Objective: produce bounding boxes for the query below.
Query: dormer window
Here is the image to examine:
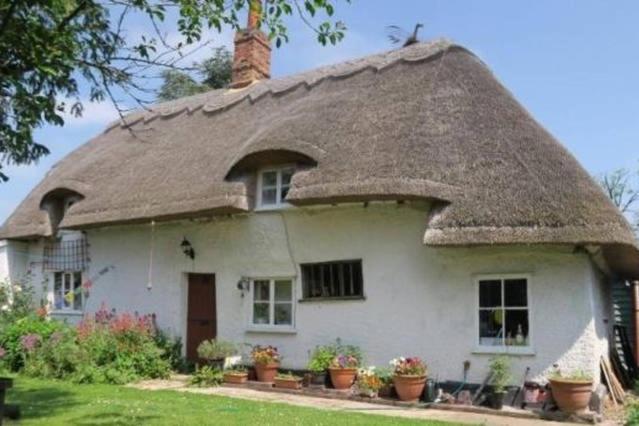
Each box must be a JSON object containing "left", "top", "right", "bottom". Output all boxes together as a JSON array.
[{"left": 257, "top": 166, "right": 294, "bottom": 209}]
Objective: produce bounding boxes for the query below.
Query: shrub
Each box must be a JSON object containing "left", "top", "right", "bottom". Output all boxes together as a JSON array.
[
  {"left": 307, "top": 345, "right": 335, "bottom": 373},
  {"left": 189, "top": 365, "right": 223, "bottom": 387},
  {"left": 197, "top": 339, "right": 237, "bottom": 361},
  {"left": 626, "top": 401, "right": 639, "bottom": 425},
  {"left": 489, "top": 355, "right": 512, "bottom": 393},
  {"left": 0, "top": 314, "right": 63, "bottom": 371},
  {"left": 154, "top": 330, "right": 185, "bottom": 371}
]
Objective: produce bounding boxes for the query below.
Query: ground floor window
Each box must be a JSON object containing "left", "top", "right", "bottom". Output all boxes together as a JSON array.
[
  {"left": 251, "top": 278, "right": 294, "bottom": 327},
  {"left": 53, "top": 271, "right": 83, "bottom": 311},
  {"left": 301, "top": 259, "right": 363, "bottom": 299},
  {"left": 478, "top": 276, "right": 530, "bottom": 348}
]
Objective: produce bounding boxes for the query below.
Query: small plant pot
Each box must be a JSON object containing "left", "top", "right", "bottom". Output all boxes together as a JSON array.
[
  {"left": 309, "top": 371, "right": 327, "bottom": 387},
  {"left": 378, "top": 384, "right": 395, "bottom": 398},
  {"left": 274, "top": 377, "right": 302, "bottom": 390},
  {"left": 223, "top": 372, "right": 248, "bottom": 384},
  {"left": 490, "top": 391, "right": 506, "bottom": 410},
  {"left": 548, "top": 378, "right": 593, "bottom": 414},
  {"left": 328, "top": 367, "right": 357, "bottom": 390},
  {"left": 393, "top": 375, "right": 426, "bottom": 402},
  {"left": 254, "top": 362, "right": 279, "bottom": 382}
]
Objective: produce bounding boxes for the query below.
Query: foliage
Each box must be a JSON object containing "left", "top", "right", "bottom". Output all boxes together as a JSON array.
[
  {"left": 189, "top": 365, "right": 223, "bottom": 387},
  {"left": 549, "top": 368, "right": 592, "bottom": 382},
  {"left": 8, "top": 377, "right": 456, "bottom": 425},
  {"left": 0, "top": 279, "right": 37, "bottom": 326},
  {"left": 197, "top": 339, "right": 237, "bottom": 360},
  {"left": 330, "top": 354, "right": 358, "bottom": 369},
  {"left": 154, "top": 330, "right": 185, "bottom": 371},
  {"left": 0, "top": 313, "right": 63, "bottom": 371},
  {"left": 488, "top": 356, "right": 512, "bottom": 392},
  {"left": 307, "top": 344, "right": 336, "bottom": 373},
  {"left": 157, "top": 46, "right": 233, "bottom": 101},
  {"left": 225, "top": 365, "right": 248, "bottom": 374},
  {"left": 0, "top": 0, "right": 350, "bottom": 181},
  {"left": 275, "top": 372, "right": 302, "bottom": 380},
  {"left": 626, "top": 400, "right": 639, "bottom": 426},
  {"left": 599, "top": 167, "right": 639, "bottom": 232},
  {"left": 356, "top": 367, "right": 384, "bottom": 393},
  {"left": 307, "top": 338, "right": 363, "bottom": 372},
  {"left": 390, "top": 357, "right": 427, "bottom": 377},
  {"left": 251, "top": 345, "right": 280, "bottom": 365},
  {"left": 373, "top": 366, "right": 394, "bottom": 385}
]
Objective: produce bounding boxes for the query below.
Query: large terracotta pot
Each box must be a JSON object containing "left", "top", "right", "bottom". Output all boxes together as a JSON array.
[
  {"left": 549, "top": 378, "right": 593, "bottom": 413},
  {"left": 328, "top": 367, "right": 357, "bottom": 390},
  {"left": 393, "top": 375, "right": 426, "bottom": 402},
  {"left": 254, "top": 362, "right": 279, "bottom": 382}
]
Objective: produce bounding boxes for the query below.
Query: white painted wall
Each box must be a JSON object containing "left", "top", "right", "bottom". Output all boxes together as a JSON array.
[{"left": 26, "top": 203, "right": 607, "bottom": 385}]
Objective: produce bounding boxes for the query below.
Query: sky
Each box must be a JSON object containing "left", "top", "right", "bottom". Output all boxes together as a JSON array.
[{"left": 2, "top": 0, "right": 639, "bottom": 223}]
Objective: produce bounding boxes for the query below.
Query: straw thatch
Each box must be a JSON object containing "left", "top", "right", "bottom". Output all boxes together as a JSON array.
[{"left": 2, "top": 39, "right": 638, "bottom": 276}]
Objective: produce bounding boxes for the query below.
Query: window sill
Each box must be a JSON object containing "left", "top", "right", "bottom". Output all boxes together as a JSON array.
[
  {"left": 245, "top": 327, "right": 297, "bottom": 334},
  {"left": 51, "top": 310, "right": 84, "bottom": 316},
  {"left": 254, "top": 203, "right": 293, "bottom": 212},
  {"left": 298, "top": 296, "right": 366, "bottom": 303},
  {"left": 472, "top": 346, "right": 535, "bottom": 356}
]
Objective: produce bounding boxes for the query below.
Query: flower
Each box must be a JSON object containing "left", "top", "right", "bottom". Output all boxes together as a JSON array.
[
  {"left": 1, "top": 304, "right": 9, "bottom": 312},
  {"left": 21, "top": 334, "right": 42, "bottom": 352},
  {"left": 12, "top": 285, "right": 22, "bottom": 293},
  {"left": 391, "top": 356, "right": 427, "bottom": 377},
  {"left": 330, "top": 354, "right": 359, "bottom": 369},
  {"left": 251, "top": 345, "right": 280, "bottom": 365},
  {"left": 0, "top": 347, "right": 6, "bottom": 358}
]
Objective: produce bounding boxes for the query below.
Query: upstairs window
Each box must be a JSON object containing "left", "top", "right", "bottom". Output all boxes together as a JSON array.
[
  {"left": 53, "top": 271, "right": 84, "bottom": 312},
  {"left": 478, "top": 276, "right": 530, "bottom": 349},
  {"left": 257, "top": 166, "right": 294, "bottom": 209},
  {"left": 301, "top": 260, "right": 364, "bottom": 300}
]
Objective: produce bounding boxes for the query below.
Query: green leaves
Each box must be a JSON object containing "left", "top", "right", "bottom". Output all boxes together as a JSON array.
[{"left": 0, "top": 0, "right": 350, "bottom": 181}]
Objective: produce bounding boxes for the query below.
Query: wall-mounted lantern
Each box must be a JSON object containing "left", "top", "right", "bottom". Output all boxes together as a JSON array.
[{"left": 180, "top": 237, "right": 195, "bottom": 260}]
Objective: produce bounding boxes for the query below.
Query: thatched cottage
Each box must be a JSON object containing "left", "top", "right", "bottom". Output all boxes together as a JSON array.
[{"left": 1, "top": 12, "right": 638, "bottom": 385}]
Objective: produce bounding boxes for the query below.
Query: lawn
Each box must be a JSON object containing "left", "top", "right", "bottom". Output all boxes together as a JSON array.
[{"left": 5, "top": 377, "right": 462, "bottom": 425}]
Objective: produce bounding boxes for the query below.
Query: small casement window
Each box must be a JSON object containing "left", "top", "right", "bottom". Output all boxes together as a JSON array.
[
  {"left": 257, "top": 167, "right": 294, "bottom": 209},
  {"left": 53, "top": 271, "right": 83, "bottom": 311},
  {"left": 478, "top": 276, "right": 530, "bottom": 348},
  {"left": 251, "top": 279, "right": 294, "bottom": 327},
  {"left": 301, "top": 260, "right": 363, "bottom": 300}
]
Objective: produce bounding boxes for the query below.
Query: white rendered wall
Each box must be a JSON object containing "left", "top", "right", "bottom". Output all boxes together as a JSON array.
[{"left": 31, "top": 203, "right": 606, "bottom": 385}]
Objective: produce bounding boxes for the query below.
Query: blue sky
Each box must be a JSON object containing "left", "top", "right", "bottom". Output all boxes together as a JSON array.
[{"left": 2, "top": 0, "right": 638, "bottom": 222}]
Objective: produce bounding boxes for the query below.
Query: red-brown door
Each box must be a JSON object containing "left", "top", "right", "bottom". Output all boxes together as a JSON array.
[{"left": 186, "top": 273, "right": 217, "bottom": 362}]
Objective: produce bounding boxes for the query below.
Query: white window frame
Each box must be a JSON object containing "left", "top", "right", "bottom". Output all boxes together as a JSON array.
[
  {"left": 247, "top": 277, "right": 296, "bottom": 333},
  {"left": 256, "top": 165, "right": 295, "bottom": 210},
  {"left": 52, "top": 271, "right": 84, "bottom": 313},
  {"left": 473, "top": 274, "right": 534, "bottom": 355}
]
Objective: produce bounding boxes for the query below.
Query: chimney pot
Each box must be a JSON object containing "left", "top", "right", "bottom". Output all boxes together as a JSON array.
[{"left": 231, "top": 0, "right": 271, "bottom": 89}]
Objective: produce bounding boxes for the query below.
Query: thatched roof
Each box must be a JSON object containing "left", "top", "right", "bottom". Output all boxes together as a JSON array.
[{"left": 2, "top": 39, "right": 638, "bottom": 277}]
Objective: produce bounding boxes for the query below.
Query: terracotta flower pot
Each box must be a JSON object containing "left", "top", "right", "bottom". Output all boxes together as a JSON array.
[
  {"left": 328, "top": 367, "right": 357, "bottom": 390},
  {"left": 274, "top": 378, "right": 302, "bottom": 390},
  {"left": 223, "top": 372, "right": 248, "bottom": 384},
  {"left": 254, "top": 362, "right": 279, "bottom": 382},
  {"left": 549, "top": 378, "right": 593, "bottom": 413},
  {"left": 393, "top": 375, "right": 426, "bottom": 402}
]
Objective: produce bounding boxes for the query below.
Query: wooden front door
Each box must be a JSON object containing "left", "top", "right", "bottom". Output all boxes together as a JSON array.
[{"left": 186, "top": 273, "right": 217, "bottom": 362}]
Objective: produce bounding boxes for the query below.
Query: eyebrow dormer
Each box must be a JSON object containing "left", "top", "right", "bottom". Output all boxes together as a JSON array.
[{"left": 40, "top": 188, "right": 84, "bottom": 235}]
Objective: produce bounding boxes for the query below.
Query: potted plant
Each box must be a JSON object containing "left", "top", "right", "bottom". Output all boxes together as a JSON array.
[
  {"left": 197, "top": 339, "right": 237, "bottom": 370},
  {"left": 274, "top": 372, "right": 303, "bottom": 390},
  {"left": 307, "top": 345, "right": 334, "bottom": 386},
  {"left": 488, "top": 355, "right": 511, "bottom": 409},
  {"left": 328, "top": 354, "right": 359, "bottom": 390},
  {"left": 390, "top": 357, "right": 427, "bottom": 402},
  {"left": 375, "top": 367, "right": 395, "bottom": 398},
  {"left": 251, "top": 345, "right": 280, "bottom": 382},
  {"left": 356, "top": 367, "right": 383, "bottom": 398},
  {"left": 223, "top": 366, "right": 248, "bottom": 384},
  {"left": 548, "top": 369, "right": 593, "bottom": 414}
]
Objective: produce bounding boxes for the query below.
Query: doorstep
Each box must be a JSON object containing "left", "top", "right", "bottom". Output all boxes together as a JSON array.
[{"left": 222, "top": 382, "right": 543, "bottom": 422}]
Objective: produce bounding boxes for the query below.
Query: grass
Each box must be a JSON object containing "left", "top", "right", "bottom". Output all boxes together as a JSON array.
[{"left": 5, "top": 377, "right": 462, "bottom": 425}]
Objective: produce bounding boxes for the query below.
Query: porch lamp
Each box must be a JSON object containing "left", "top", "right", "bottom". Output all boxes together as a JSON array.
[
  {"left": 180, "top": 237, "right": 195, "bottom": 260},
  {"left": 237, "top": 277, "right": 250, "bottom": 297}
]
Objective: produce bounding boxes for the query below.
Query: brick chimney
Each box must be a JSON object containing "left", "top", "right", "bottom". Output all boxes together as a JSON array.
[{"left": 230, "top": 0, "right": 271, "bottom": 88}]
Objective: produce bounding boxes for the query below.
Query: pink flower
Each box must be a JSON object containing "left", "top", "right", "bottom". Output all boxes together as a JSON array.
[{"left": 21, "top": 334, "right": 41, "bottom": 352}]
